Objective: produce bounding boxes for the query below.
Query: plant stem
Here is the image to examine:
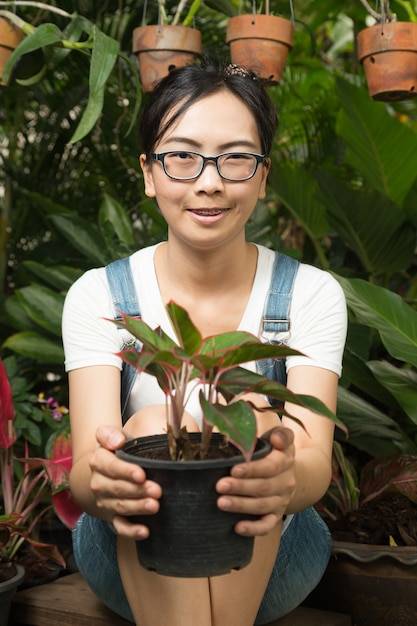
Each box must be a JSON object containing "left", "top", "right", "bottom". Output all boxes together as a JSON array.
[
  {"left": 0, "top": 1, "right": 72, "bottom": 18},
  {"left": 357, "top": 0, "right": 396, "bottom": 22}
]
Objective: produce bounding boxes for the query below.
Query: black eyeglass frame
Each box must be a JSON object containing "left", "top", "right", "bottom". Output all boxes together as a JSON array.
[{"left": 151, "top": 151, "right": 267, "bottom": 181}]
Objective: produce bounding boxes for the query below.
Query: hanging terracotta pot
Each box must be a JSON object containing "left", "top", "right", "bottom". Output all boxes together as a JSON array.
[
  {"left": 0, "top": 16, "right": 24, "bottom": 87},
  {"left": 132, "top": 24, "right": 202, "bottom": 93},
  {"left": 357, "top": 21, "right": 417, "bottom": 102},
  {"left": 226, "top": 14, "right": 294, "bottom": 85}
]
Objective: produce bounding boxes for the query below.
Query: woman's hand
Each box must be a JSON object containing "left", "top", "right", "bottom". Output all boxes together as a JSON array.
[
  {"left": 88, "top": 426, "right": 162, "bottom": 540},
  {"left": 215, "top": 427, "right": 296, "bottom": 536}
]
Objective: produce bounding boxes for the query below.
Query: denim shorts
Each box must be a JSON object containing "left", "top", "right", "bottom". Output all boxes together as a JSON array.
[{"left": 72, "top": 506, "right": 331, "bottom": 625}]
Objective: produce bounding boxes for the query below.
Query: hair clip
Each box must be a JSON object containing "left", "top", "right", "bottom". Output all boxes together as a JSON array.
[{"left": 224, "top": 63, "right": 251, "bottom": 78}]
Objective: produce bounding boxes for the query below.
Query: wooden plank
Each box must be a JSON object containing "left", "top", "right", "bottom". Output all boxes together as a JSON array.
[
  {"left": 11, "top": 573, "right": 131, "bottom": 626},
  {"left": 11, "top": 572, "right": 351, "bottom": 626},
  {"left": 268, "top": 606, "right": 351, "bottom": 625}
]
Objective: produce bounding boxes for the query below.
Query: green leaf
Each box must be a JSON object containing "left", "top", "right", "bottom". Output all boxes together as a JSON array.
[
  {"left": 99, "top": 194, "right": 134, "bottom": 247},
  {"left": 89, "top": 27, "right": 119, "bottom": 93},
  {"left": 270, "top": 163, "right": 331, "bottom": 247},
  {"left": 316, "top": 169, "right": 415, "bottom": 273},
  {"left": 167, "top": 302, "right": 202, "bottom": 354},
  {"left": 368, "top": 360, "right": 417, "bottom": 426},
  {"left": 3, "top": 332, "right": 64, "bottom": 364},
  {"left": 22, "top": 261, "right": 82, "bottom": 291},
  {"left": 3, "top": 23, "right": 63, "bottom": 83},
  {"left": 49, "top": 214, "right": 110, "bottom": 265},
  {"left": 200, "top": 393, "right": 257, "bottom": 460},
  {"left": 335, "top": 275, "right": 417, "bottom": 368},
  {"left": 336, "top": 386, "right": 416, "bottom": 456},
  {"left": 70, "top": 85, "right": 104, "bottom": 143},
  {"left": 336, "top": 77, "right": 417, "bottom": 206},
  {"left": 15, "top": 286, "right": 64, "bottom": 336}
]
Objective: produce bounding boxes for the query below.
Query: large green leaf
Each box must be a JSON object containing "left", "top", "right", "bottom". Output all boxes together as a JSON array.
[
  {"left": 3, "top": 331, "right": 64, "bottom": 364},
  {"left": 337, "top": 386, "right": 416, "bottom": 456},
  {"left": 335, "top": 275, "right": 417, "bottom": 368},
  {"left": 270, "top": 163, "right": 330, "bottom": 256},
  {"left": 99, "top": 194, "right": 134, "bottom": 247},
  {"left": 368, "top": 360, "right": 417, "bottom": 426},
  {"left": 316, "top": 169, "right": 415, "bottom": 273},
  {"left": 49, "top": 214, "right": 110, "bottom": 265},
  {"left": 3, "top": 23, "right": 63, "bottom": 83},
  {"left": 88, "top": 27, "right": 119, "bottom": 93},
  {"left": 336, "top": 78, "right": 417, "bottom": 206},
  {"left": 70, "top": 85, "right": 104, "bottom": 144},
  {"left": 15, "top": 286, "right": 64, "bottom": 336},
  {"left": 22, "top": 261, "right": 82, "bottom": 291}
]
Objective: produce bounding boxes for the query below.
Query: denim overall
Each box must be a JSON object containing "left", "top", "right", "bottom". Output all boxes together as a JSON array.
[{"left": 72, "top": 251, "right": 331, "bottom": 624}]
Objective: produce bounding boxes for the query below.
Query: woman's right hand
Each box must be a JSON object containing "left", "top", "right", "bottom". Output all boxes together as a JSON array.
[{"left": 89, "top": 425, "right": 162, "bottom": 540}]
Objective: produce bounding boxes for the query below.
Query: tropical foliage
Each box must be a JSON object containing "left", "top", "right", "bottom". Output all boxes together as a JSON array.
[{"left": 1, "top": 0, "right": 417, "bottom": 470}]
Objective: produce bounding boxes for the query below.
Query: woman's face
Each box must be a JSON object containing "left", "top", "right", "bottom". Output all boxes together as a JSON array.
[{"left": 140, "top": 90, "right": 270, "bottom": 252}]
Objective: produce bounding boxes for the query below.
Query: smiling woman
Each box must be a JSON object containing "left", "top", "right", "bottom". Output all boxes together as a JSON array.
[{"left": 62, "top": 61, "right": 347, "bottom": 626}]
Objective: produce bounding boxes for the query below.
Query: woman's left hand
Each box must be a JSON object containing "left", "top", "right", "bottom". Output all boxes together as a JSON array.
[{"left": 216, "top": 426, "right": 296, "bottom": 536}]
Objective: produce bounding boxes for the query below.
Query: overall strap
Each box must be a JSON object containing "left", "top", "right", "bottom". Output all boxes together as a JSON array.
[
  {"left": 258, "top": 251, "right": 300, "bottom": 389},
  {"left": 105, "top": 257, "right": 141, "bottom": 422}
]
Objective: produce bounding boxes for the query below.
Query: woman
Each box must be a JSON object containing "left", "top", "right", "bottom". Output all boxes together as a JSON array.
[{"left": 62, "top": 62, "right": 347, "bottom": 626}]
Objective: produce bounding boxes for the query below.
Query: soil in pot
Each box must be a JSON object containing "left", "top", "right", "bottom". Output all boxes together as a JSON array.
[
  {"left": 117, "top": 433, "right": 271, "bottom": 577},
  {"left": 13, "top": 543, "right": 64, "bottom": 589},
  {"left": 326, "top": 493, "right": 417, "bottom": 546}
]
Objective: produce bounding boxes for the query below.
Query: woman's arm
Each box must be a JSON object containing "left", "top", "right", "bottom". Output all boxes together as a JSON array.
[
  {"left": 216, "top": 365, "right": 337, "bottom": 535},
  {"left": 68, "top": 365, "right": 162, "bottom": 538}
]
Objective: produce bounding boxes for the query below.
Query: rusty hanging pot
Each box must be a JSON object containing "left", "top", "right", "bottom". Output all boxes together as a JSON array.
[
  {"left": 0, "top": 16, "right": 24, "bottom": 87},
  {"left": 226, "top": 14, "right": 294, "bottom": 85},
  {"left": 132, "top": 24, "right": 201, "bottom": 93},
  {"left": 357, "top": 21, "right": 417, "bottom": 101}
]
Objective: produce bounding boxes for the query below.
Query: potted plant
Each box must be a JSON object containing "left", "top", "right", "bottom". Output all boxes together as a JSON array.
[
  {"left": 132, "top": 0, "right": 203, "bottom": 92},
  {"left": 0, "top": 14, "right": 23, "bottom": 87},
  {"left": 305, "top": 275, "right": 417, "bottom": 625},
  {"left": 0, "top": 359, "right": 81, "bottom": 625},
  {"left": 111, "top": 301, "right": 344, "bottom": 577},
  {"left": 356, "top": 0, "right": 417, "bottom": 101},
  {"left": 226, "top": 0, "right": 294, "bottom": 84}
]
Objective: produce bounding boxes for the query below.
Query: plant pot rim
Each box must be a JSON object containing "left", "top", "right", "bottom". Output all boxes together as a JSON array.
[
  {"left": 226, "top": 14, "right": 294, "bottom": 46},
  {"left": 332, "top": 539, "right": 417, "bottom": 565},
  {"left": 0, "top": 563, "right": 25, "bottom": 590},
  {"left": 133, "top": 24, "right": 202, "bottom": 54},
  {"left": 0, "top": 16, "right": 24, "bottom": 49},
  {"left": 357, "top": 21, "right": 417, "bottom": 59},
  {"left": 117, "top": 433, "right": 271, "bottom": 470}
]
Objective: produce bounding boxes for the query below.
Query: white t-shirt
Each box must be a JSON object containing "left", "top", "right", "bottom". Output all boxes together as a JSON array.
[{"left": 62, "top": 243, "right": 347, "bottom": 424}]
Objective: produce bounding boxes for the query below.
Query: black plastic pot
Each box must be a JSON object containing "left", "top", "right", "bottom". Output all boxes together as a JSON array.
[
  {"left": 0, "top": 564, "right": 25, "bottom": 626},
  {"left": 116, "top": 433, "right": 271, "bottom": 577}
]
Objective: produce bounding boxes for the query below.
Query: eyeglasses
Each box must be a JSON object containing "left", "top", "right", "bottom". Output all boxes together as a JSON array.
[{"left": 151, "top": 151, "right": 267, "bottom": 182}]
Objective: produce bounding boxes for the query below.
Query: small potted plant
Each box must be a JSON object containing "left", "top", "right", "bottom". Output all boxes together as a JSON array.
[
  {"left": 111, "top": 301, "right": 344, "bottom": 577},
  {"left": 0, "top": 359, "right": 81, "bottom": 625},
  {"left": 310, "top": 442, "right": 417, "bottom": 625},
  {"left": 133, "top": 0, "right": 203, "bottom": 92},
  {"left": 226, "top": 0, "right": 294, "bottom": 84},
  {"left": 356, "top": 0, "right": 417, "bottom": 101}
]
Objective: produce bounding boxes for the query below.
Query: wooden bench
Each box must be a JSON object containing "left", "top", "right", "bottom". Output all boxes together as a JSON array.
[{"left": 11, "top": 572, "right": 351, "bottom": 626}]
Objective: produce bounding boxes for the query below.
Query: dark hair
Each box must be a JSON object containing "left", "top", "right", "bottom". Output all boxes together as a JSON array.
[{"left": 139, "top": 61, "right": 278, "bottom": 161}]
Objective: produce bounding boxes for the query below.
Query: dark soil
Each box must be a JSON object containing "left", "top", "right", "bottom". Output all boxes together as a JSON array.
[
  {"left": 0, "top": 560, "right": 19, "bottom": 583},
  {"left": 326, "top": 493, "right": 417, "bottom": 546},
  {"left": 0, "top": 544, "right": 63, "bottom": 586}
]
